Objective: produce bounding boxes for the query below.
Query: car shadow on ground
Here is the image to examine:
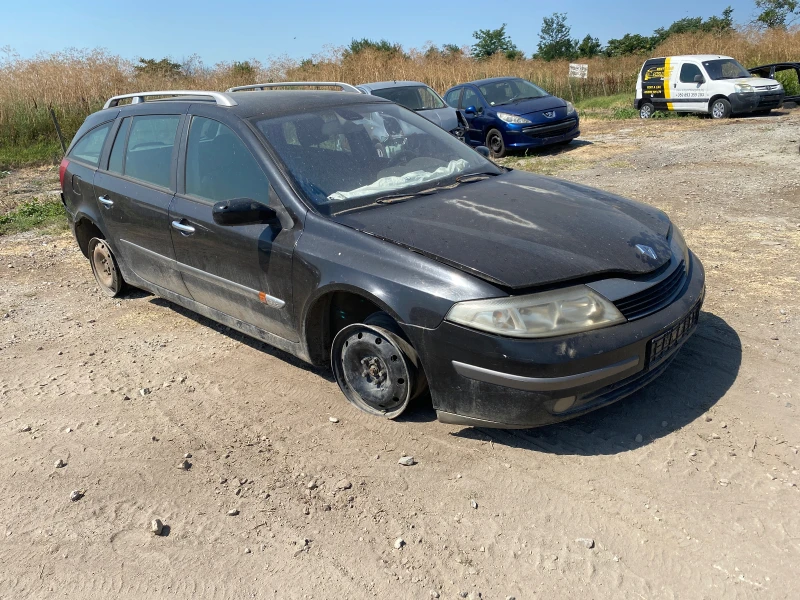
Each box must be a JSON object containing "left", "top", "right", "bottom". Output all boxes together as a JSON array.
[
  {"left": 145, "top": 296, "right": 334, "bottom": 381},
  {"left": 451, "top": 311, "right": 742, "bottom": 456}
]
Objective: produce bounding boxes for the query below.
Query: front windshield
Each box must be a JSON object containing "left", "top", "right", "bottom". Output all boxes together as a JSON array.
[
  {"left": 478, "top": 79, "right": 549, "bottom": 106},
  {"left": 254, "top": 103, "right": 500, "bottom": 214},
  {"left": 370, "top": 85, "right": 446, "bottom": 110},
  {"left": 702, "top": 59, "right": 751, "bottom": 80}
]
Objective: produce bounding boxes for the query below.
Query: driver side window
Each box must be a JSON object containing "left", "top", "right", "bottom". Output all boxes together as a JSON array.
[
  {"left": 461, "top": 88, "right": 479, "bottom": 110},
  {"left": 680, "top": 63, "right": 703, "bottom": 83},
  {"left": 185, "top": 117, "right": 270, "bottom": 205}
]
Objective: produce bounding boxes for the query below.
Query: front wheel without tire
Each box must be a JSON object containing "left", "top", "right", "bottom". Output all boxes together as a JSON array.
[
  {"left": 88, "top": 237, "right": 125, "bottom": 297},
  {"left": 331, "top": 312, "right": 425, "bottom": 419},
  {"left": 486, "top": 128, "right": 506, "bottom": 158},
  {"left": 710, "top": 98, "right": 732, "bottom": 119}
]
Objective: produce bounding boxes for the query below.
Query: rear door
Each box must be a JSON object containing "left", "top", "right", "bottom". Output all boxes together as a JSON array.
[
  {"left": 63, "top": 120, "right": 114, "bottom": 222},
  {"left": 168, "top": 111, "right": 298, "bottom": 341},
  {"left": 92, "top": 110, "right": 190, "bottom": 295},
  {"left": 672, "top": 61, "right": 709, "bottom": 113}
]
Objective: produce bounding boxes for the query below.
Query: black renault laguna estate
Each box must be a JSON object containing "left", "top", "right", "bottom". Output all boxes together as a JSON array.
[{"left": 60, "top": 86, "right": 704, "bottom": 428}]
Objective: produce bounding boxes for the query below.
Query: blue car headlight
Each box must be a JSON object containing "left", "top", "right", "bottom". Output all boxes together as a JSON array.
[
  {"left": 497, "top": 112, "right": 532, "bottom": 125},
  {"left": 566, "top": 101, "right": 576, "bottom": 115}
]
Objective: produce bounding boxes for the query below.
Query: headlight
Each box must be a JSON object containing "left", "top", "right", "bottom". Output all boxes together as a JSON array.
[
  {"left": 446, "top": 285, "right": 625, "bottom": 338},
  {"left": 497, "top": 112, "right": 531, "bottom": 124},
  {"left": 734, "top": 83, "right": 754, "bottom": 93},
  {"left": 669, "top": 223, "right": 689, "bottom": 264},
  {"left": 566, "top": 101, "right": 576, "bottom": 115}
]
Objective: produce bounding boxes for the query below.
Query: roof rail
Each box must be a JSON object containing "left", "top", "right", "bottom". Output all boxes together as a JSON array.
[
  {"left": 103, "top": 91, "right": 237, "bottom": 110},
  {"left": 226, "top": 82, "right": 362, "bottom": 94}
]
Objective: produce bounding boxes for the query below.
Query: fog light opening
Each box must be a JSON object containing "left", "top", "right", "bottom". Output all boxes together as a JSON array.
[{"left": 553, "top": 396, "right": 577, "bottom": 413}]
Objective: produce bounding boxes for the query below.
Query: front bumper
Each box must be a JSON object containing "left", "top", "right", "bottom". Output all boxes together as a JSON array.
[
  {"left": 407, "top": 252, "right": 705, "bottom": 428},
  {"left": 504, "top": 117, "right": 580, "bottom": 149},
  {"left": 729, "top": 90, "right": 785, "bottom": 113}
]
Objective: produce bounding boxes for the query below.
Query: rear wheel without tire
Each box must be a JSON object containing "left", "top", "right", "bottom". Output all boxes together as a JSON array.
[
  {"left": 710, "top": 98, "right": 732, "bottom": 119},
  {"left": 486, "top": 128, "right": 506, "bottom": 158},
  {"left": 331, "top": 312, "right": 426, "bottom": 419},
  {"left": 88, "top": 237, "right": 125, "bottom": 297},
  {"left": 639, "top": 102, "right": 655, "bottom": 119}
]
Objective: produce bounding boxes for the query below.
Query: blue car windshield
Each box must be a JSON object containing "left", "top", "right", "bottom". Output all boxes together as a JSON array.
[
  {"left": 253, "top": 103, "right": 500, "bottom": 214},
  {"left": 369, "top": 85, "right": 446, "bottom": 110},
  {"left": 479, "top": 79, "right": 549, "bottom": 106}
]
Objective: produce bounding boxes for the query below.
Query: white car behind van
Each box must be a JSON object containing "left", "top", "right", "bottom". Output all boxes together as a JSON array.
[{"left": 635, "top": 54, "right": 784, "bottom": 119}]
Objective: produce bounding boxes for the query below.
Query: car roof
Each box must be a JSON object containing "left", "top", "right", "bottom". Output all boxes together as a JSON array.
[
  {"left": 648, "top": 55, "right": 733, "bottom": 62},
  {"left": 464, "top": 76, "right": 526, "bottom": 87},
  {"left": 107, "top": 90, "right": 390, "bottom": 119},
  {"left": 359, "top": 81, "right": 431, "bottom": 92}
]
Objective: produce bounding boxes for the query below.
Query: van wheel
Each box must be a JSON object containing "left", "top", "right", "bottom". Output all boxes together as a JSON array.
[
  {"left": 639, "top": 102, "right": 655, "bottom": 119},
  {"left": 486, "top": 129, "right": 506, "bottom": 158},
  {"left": 331, "top": 312, "right": 426, "bottom": 419},
  {"left": 710, "top": 98, "right": 732, "bottom": 119},
  {"left": 88, "top": 237, "right": 125, "bottom": 297}
]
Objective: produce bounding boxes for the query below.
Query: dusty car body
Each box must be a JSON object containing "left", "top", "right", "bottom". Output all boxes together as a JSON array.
[{"left": 59, "top": 88, "right": 704, "bottom": 429}]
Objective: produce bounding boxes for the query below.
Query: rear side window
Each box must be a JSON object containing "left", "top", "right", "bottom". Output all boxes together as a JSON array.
[
  {"left": 444, "top": 89, "right": 461, "bottom": 107},
  {"left": 185, "top": 116, "right": 269, "bottom": 204},
  {"left": 680, "top": 63, "right": 703, "bottom": 83},
  {"left": 108, "top": 117, "right": 131, "bottom": 174},
  {"left": 124, "top": 115, "right": 181, "bottom": 188},
  {"left": 68, "top": 123, "right": 112, "bottom": 166}
]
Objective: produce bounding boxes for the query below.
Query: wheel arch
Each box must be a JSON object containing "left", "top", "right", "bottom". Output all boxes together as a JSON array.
[
  {"left": 708, "top": 94, "right": 729, "bottom": 113},
  {"left": 301, "top": 284, "right": 407, "bottom": 367},
  {"left": 73, "top": 214, "right": 107, "bottom": 258}
]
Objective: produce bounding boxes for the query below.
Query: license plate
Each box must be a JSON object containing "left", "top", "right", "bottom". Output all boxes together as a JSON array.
[{"left": 647, "top": 304, "right": 700, "bottom": 366}]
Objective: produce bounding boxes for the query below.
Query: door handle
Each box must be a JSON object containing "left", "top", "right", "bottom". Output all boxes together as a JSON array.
[
  {"left": 171, "top": 220, "right": 196, "bottom": 235},
  {"left": 98, "top": 195, "right": 114, "bottom": 208}
]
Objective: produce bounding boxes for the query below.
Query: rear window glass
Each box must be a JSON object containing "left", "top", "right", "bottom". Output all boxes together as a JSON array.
[
  {"left": 68, "top": 123, "right": 112, "bottom": 166},
  {"left": 124, "top": 115, "right": 180, "bottom": 188},
  {"left": 370, "top": 86, "right": 445, "bottom": 110}
]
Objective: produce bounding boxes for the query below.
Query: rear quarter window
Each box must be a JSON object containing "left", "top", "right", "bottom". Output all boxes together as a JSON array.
[{"left": 68, "top": 122, "right": 112, "bottom": 166}]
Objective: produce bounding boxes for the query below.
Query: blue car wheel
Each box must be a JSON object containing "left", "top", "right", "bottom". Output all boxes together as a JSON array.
[{"left": 486, "top": 128, "right": 506, "bottom": 158}]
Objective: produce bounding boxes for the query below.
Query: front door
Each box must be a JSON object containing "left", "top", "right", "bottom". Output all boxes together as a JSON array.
[
  {"left": 92, "top": 113, "right": 191, "bottom": 296},
  {"left": 460, "top": 87, "right": 489, "bottom": 146},
  {"left": 671, "top": 61, "right": 709, "bottom": 113},
  {"left": 168, "top": 115, "right": 298, "bottom": 341}
]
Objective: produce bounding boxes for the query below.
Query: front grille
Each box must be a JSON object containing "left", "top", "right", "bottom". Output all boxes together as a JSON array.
[
  {"left": 522, "top": 118, "right": 578, "bottom": 138},
  {"left": 613, "top": 261, "right": 687, "bottom": 320},
  {"left": 754, "top": 84, "right": 780, "bottom": 91}
]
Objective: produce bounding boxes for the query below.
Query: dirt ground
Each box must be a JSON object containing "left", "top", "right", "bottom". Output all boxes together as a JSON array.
[{"left": 1, "top": 109, "right": 799, "bottom": 600}]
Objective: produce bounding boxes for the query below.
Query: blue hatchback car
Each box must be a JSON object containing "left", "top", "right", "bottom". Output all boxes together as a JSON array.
[{"left": 443, "top": 77, "right": 580, "bottom": 157}]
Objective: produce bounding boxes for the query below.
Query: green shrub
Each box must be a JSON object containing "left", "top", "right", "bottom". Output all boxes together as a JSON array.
[{"left": 0, "top": 197, "right": 67, "bottom": 235}]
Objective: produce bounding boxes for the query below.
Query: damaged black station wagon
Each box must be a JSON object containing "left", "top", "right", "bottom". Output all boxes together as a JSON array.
[{"left": 60, "top": 86, "right": 705, "bottom": 428}]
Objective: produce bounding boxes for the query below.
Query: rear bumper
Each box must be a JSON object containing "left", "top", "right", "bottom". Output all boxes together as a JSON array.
[{"left": 406, "top": 252, "right": 705, "bottom": 428}]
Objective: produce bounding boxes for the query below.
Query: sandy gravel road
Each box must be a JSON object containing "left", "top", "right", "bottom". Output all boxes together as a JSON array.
[{"left": 1, "top": 109, "right": 798, "bottom": 599}]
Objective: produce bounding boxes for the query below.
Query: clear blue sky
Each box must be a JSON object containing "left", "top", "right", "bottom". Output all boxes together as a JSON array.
[{"left": 2, "top": 0, "right": 758, "bottom": 64}]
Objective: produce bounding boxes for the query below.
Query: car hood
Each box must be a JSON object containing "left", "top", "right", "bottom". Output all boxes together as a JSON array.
[
  {"left": 492, "top": 96, "right": 566, "bottom": 116},
  {"left": 725, "top": 76, "right": 781, "bottom": 87},
  {"left": 417, "top": 107, "right": 459, "bottom": 132},
  {"left": 331, "top": 170, "right": 673, "bottom": 290}
]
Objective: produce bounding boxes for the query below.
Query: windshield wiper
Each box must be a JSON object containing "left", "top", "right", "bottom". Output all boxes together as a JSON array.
[{"left": 373, "top": 172, "right": 499, "bottom": 205}]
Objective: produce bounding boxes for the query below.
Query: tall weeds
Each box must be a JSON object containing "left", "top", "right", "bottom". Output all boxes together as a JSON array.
[{"left": 1, "top": 27, "right": 798, "bottom": 166}]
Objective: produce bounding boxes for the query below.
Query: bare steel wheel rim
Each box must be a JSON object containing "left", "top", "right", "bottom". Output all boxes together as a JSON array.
[
  {"left": 92, "top": 241, "right": 115, "bottom": 289},
  {"left": 488, "top": 132, "right": 503, "bottom": 154},
  {"left": 331, "top": 324, "right": 416, "bottom": 419},
  {"left": 712, "top": 102, "right": 725, "bottom": 118}
]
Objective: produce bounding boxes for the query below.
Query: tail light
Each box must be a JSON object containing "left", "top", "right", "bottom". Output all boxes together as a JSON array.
[{"left": 59, "top": 158, "right": 70, "bottom": 190}]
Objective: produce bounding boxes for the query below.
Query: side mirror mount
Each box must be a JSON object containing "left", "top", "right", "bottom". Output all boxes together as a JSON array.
[
  {"left": 476, "top": 146, "right": 491, "bottom": 158},
  {"left": 212, "top": 198, "right": 278, "bottom": 226},
  {"left": 464, "top": 105, "right": 477, "bottom": 116},
  {"left": 693, "top": 74, "right": 705, "bottom": 84}
]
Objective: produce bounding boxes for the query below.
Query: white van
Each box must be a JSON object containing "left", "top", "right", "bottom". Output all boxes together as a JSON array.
[{"left": 635, "top": 54, "right": 785, "bottom": 119}]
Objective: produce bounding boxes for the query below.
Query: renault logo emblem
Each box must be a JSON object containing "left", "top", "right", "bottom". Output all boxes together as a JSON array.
[
  {"left": 543, "top": 111, "right": 556, "bottom": 118},
  {"left": 635, "top": 244, "right": 658, "bottom": 260}
]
